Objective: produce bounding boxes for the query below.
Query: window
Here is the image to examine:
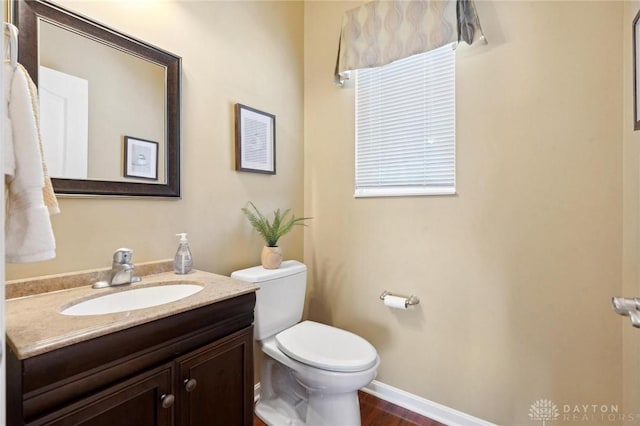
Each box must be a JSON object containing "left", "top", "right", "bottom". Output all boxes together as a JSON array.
[{"left": 355, "top": 43, "right": 456, "bottom": 197}]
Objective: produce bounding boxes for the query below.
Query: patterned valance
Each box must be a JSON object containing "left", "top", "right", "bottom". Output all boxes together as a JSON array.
[{"left": 334, "top": 0, "right": 486, "bottom": 86}]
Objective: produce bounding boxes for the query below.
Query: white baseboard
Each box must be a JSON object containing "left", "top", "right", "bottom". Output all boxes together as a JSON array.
[
  {"left": 361, "top": 380, "right": 496, "bottom": 426},
  {"left": 254, "top": 380, "right": 495, "bottom": 426}
]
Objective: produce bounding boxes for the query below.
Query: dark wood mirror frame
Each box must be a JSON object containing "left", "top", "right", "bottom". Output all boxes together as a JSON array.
[
  {"left": 634, "top": 8, "right": 640, "bottom": 131},
  {"left": 13, "top": 0, "right": 181, "bottom": 197}
]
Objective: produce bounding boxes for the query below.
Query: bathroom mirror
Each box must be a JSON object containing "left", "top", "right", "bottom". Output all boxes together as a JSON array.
[{"left": 13, "top": 0, "right": 181, "bottom": 197}]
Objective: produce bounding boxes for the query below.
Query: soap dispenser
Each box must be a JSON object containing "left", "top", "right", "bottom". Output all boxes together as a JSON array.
[{"left": 174, "top": 233, "right": 193, "bottom": 274}]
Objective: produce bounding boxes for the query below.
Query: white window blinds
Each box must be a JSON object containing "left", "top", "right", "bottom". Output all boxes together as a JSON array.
[{"left": 355, "top": 42, "right": 456, "bottom": 197}]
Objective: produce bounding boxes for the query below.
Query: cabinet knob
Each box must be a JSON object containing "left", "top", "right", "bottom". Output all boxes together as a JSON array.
[
  {"left": 184, "top": 378, "right": 197, "bottom": 392},
  {"left": 160, "top": 393, "right": 175, "bottom": 409}
]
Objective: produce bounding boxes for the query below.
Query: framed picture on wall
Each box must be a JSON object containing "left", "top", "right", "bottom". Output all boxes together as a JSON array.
[
  {"left": 235, "top": 103, "right": 276, "bottom": 174},
  {"left": 124, "top": 136, "right": 159, "bottom": 180},
  {"left": 634, "top": 9, "right": 640, "bottom": 130}
]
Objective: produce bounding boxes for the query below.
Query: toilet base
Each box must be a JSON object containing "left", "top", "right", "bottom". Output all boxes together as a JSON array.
[
  {"left": 305, "top": 391, "right": 361, "bottom": 426},
  {"left": 255, "top": 399, "right": 306, "bottom": 426},
  {"left": 255, "top": 391, "right": 361, "bottom": 426},
  {"left": 256, "top": 352, "right": 308, "bottom": 425}
]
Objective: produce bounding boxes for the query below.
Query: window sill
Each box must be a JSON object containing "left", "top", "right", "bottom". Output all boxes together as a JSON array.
[{"left": 354, "top": 186, "right": 456, "bottom": 198}]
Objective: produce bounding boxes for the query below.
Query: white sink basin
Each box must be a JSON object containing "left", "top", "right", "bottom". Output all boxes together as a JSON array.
[{"left": 60, "top": 284, "right": 203, "bottom": 316}]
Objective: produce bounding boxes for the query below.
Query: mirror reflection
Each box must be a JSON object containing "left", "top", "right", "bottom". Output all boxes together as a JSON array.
[{"left": 39, "top": 20, "right": 167, "bottom": 184}]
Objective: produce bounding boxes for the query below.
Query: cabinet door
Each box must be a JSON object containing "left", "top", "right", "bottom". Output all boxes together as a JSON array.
[
  {"left": 28, "top": 363, "right": 174, "bottom": 426},
  {"left": 176, "top": 326, "right": 253, "bottom": 426}
]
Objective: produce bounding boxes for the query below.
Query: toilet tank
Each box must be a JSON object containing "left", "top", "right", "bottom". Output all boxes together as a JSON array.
[{"left": 230, "top": 260, "right": 307, "bottom": 340}]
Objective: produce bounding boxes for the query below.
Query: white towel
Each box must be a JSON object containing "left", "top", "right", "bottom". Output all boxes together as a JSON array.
[
  {"left": 4, "top": 62, "right": 56, "bottom": 263},
  {"left": 19, "top": 63, "right": 59, "bottom": 215}
]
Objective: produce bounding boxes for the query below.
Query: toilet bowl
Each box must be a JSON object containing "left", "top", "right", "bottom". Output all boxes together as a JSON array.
[
  {"left": 258, "top": 328, "right": 380, "bottom": 426},
  {"left": 230, "top": 261, "right": 379, "bottom": 426}
]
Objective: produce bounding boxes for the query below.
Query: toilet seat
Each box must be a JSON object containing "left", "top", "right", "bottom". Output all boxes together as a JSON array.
[{"left": 275, "top": 321, "right": 378, "bottom": 372}]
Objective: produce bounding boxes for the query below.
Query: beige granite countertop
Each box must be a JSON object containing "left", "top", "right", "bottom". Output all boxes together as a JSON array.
[{"left": 6, "top": 268, "right": 258, "bottom": 360}]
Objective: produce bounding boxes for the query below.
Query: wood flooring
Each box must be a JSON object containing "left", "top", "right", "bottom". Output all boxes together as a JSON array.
[{"left": 253, "top": 390, "right": 446, "bottom": 426}]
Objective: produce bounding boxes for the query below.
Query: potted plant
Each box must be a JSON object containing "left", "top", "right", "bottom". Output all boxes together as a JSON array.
[{"left": 241, "top": 202, "right": 310, "bottom": 269}]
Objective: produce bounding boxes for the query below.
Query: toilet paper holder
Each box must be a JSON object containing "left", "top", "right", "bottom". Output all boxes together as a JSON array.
[{"left": 380, "top": 291, "right": 420, "bottom": 308}]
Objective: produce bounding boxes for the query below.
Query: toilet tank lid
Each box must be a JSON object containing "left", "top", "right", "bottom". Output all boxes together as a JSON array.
[{"left": 230, "top": 260, "right": 306, "bottom": 283}]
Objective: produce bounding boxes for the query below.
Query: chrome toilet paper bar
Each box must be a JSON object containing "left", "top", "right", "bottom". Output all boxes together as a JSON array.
[{"left": 380, "top": 291, "right": 420, "bottom": 308}]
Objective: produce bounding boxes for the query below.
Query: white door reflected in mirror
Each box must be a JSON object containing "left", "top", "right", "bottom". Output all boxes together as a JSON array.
[{"left": 39, "top": 66, "right": 89, "bottom": 180}]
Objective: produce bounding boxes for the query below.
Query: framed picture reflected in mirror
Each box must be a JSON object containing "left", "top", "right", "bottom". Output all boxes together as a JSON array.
[{"left": 124, "top": 136, "right": 159, "bottom": 181}]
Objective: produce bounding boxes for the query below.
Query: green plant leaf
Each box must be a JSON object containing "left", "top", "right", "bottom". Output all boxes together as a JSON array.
[{"left": 241, "top": 202, "right": 311, "bottom": 247}]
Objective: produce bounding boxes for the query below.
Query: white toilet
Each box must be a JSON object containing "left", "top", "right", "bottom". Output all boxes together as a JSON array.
[{"left": 231, "top": 260, "right": 379, "bottom": 426}]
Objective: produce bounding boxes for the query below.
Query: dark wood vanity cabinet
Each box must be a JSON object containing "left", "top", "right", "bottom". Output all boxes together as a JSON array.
[
  {"left": 176, "top": 330, "right": 253, "bottom": 426},
  {"left": 7, "top": 293, "right": 255, "bottom": 426},
  {"left": 27, "top": 363, "right": 175, "bottom": 426}
]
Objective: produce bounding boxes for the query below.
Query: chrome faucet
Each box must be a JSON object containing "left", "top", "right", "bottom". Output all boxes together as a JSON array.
[{"left": 93, "top": 248, "right": 142, "bottom": 289}]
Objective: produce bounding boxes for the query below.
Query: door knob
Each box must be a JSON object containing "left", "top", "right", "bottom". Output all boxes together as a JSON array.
[
  {"left": 160, "top": 393, "right": 175, "bottom": 409},
  {"left": 612, "top": 297, "right": 640, "bottom": 327},
  {"left": 612, "top": 297, "right": 640, "bottom": 315},
  {"left": 184, "top": 378, "right": 197, "bottom": 392}
]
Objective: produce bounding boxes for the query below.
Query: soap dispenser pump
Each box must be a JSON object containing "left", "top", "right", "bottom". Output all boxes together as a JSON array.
[{"left": 174, "top": 233, "right": 193, "bottom": 274}]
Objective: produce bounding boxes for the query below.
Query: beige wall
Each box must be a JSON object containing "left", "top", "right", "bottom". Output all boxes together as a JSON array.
[
  {"left": 623, "top": 1, "right": 640, "bottom": 423},
  {"left": 304, "top": 1, "right": 623, "bottom": 424},
  {"left": 7, "top": 0, "right": 304, "bottom": 279}
]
